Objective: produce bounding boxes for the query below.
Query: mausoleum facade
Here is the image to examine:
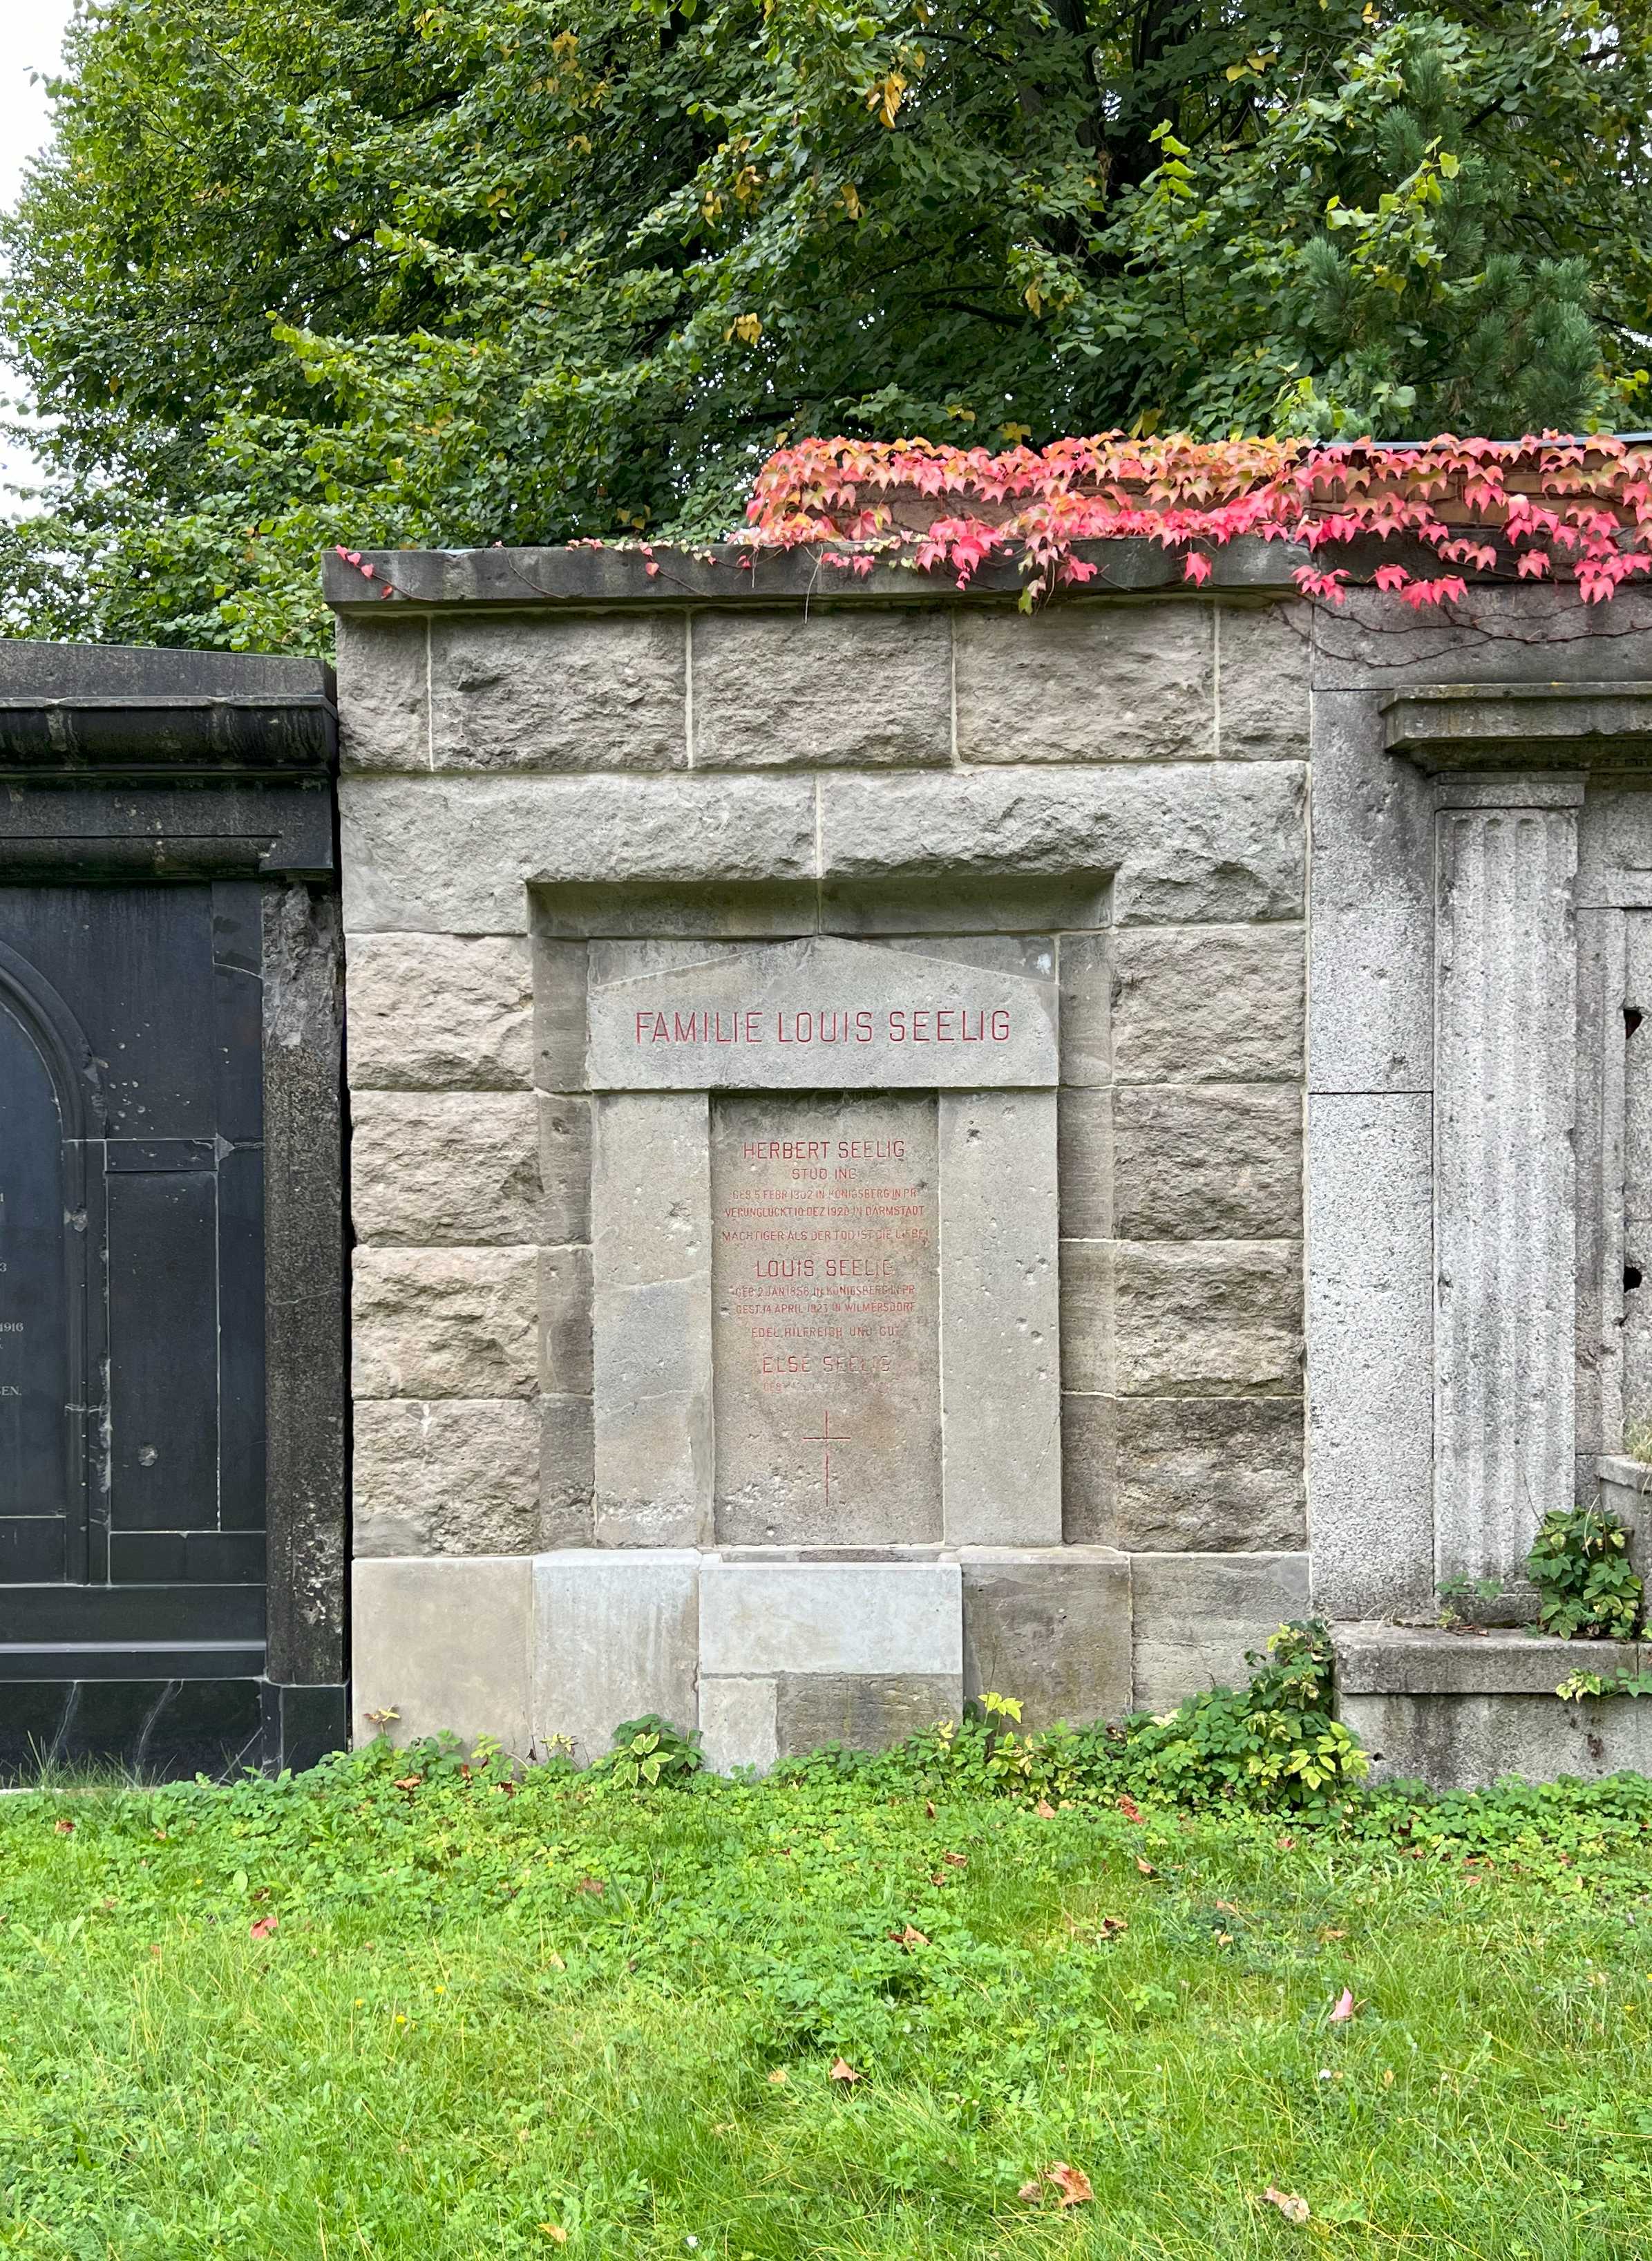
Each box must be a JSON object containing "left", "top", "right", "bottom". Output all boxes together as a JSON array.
[{"left": 323, "top": 541, "right": 1652, "bottom": 1786}]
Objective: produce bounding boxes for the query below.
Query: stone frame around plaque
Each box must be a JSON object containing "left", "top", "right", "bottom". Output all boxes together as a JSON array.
[{"left": 535, "top": 913, "right": 1068, "bottom": 1558}]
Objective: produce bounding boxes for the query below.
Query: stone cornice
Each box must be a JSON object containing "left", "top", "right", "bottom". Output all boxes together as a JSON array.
[{"left": 1384, "top": 681, "right": 1652, "bottom": 771}]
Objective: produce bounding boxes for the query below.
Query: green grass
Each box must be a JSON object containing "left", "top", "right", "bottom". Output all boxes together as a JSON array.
[{"left": 2, "top": 1743, "right": 1652, "bottom": 2259}]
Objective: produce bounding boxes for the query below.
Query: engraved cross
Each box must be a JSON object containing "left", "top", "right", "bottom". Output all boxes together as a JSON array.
[{"left": 801, "top": 1408, "right": 849, "bottom": 1508}]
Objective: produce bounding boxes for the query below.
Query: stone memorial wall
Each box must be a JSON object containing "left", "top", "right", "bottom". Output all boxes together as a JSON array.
[{"left": 323, "top": 549, "right": 1652, "bottom": 1788}]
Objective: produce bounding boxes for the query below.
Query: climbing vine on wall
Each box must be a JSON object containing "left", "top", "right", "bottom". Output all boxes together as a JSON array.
[{"left": 740, "top": 432, "right": 1652, "bottom": 608}]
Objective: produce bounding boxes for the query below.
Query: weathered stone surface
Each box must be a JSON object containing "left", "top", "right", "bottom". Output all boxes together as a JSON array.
[
  {"left": 955, "top": 603, "right": 1214, "bottom": 764},
  {"left": 960, "top": 1546, "right": 1132, "bottom": 1726},
  {"left": 1340, "top": 1690, "right": 1652, "bottom": 1790},
  {"left": 1333, "top": 1624, "right": 1649, "bottom": 1697},
  {"left": 350, "top": 1091, "right": 543, "bottom": 1245},
  {"left": 1216, "top": 605, "right": 1311, "bottom": 760},
  {"left": 1130, "top": 1551, "right": 1309, "bottom": 1710},
  {"left": 1113, "top": 1240, "right": 1303, "bottom": 1397},
  {"left": 535, "top": 939, "right": 589, "bottom": 1088},
  {"left": 1597, "top": 1457, "right": 1652, "bottom": 1589},
  {"left": 353, "top": 1248, "right": 540, "bottom": 1399},
  {"left": 1307, "top": 1093, "right": 1434, "bottom": 1618},
  {"left": 540, "top": 1095, "right": 591, "bottom": 1244},
  {"left": 939, "top": 1091, "right": 1061, "bottom": 1544},
  {"left": 693, "top": 609, "right": 951, "bottom": 767},
  {"left": 699, "top": 1558, "right": 962, "bottom": 1676},
  {"left": 540, "top": 1394, "right": 594, "bottom": 1546},
  {"left": 1059, "top": 1241, "right": 1113, "bottom": 1397},
  {"left": 1064, "top": 1395, "right": 1305, "bottom": 1549},
  {"left": 335, "top": 616, "right": 428, "bottom": 774},
  {"left": 1307, "top": 694, "right": 1435, "bottom": 1095},
  {"left": 352, "top": 1555, "right": 533, "bottom": 1755},
  {"left": 822, "top": 876, "right": 1110, "bottom": 936},
  {"left": 699, "top": 1676, "right": 779, "bottom": 1774},
  {"left": 540, "top": 1245, "right": 593, "bottom": 1396},
  {"left": 712, "top": 1093, "right": 940, "bottom": 1546},
  {"left": 533, "top": 1549, "right": 700, "bottom": 1764},
  {"left": 591, "top": 1094, "right": 712, "bottom": 1547},
  {"left": 775, "top": 1672, "right": 962, "bottom": 1754},
  {"left": 429, "top": 613, "right": 687, "bottom": 770},
  {"left": 1057, "top": 1090, "right": 1113, "bottom": 1238},
  {"left": 1058, "top": 931, "right": 1111, "bottom": 1087},
  {"left": 340, "top": 775, "right": 818, "bottom": 934},
  {"left": 1434, "top": 804, "right": 1578, "bottom": 1593},
  {"left": 1111, "top": 925, "right": 1304, "bottom": 1083},
  {"left": 587, "top": 934, "right": 1058, "bottom": 1090},
  {"left": 353, "top": 1398, "right": 540, "bottom": 1556},
  {"left": 1112, "top": 1085, "right": 1300, "bottom": 1239},
  {"left": 347, "top": 932, "right": 535, "bottom": 1090},
  {"left": 1312, "top": 582, "right": 1652, "bottom": 692},
  {"left": 819, "top": 766, "right": 1304, "bottom": 925}
]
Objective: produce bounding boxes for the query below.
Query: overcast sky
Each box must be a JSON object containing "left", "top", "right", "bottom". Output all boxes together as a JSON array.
[{"left": 1, "top": 0, "right": 77, "bottom": 509}]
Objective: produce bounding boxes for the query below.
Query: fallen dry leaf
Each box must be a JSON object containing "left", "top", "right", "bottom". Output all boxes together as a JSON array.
[
  {"left": 544, "top": 1949, "right": 566, "bottom": 1970},
  {"left": 943, "top": 1852, "right": 967, "bottom": 1867},
  {"left": 1329, "top": 1987, "right": 1358, "bottom": 2024},
  {"left": 1117, "top": 1795, "right": 1143, "bottom": 1823},
  {"left": 1262, "top": 2187, "right": 1310, "bottom": 2226},
  {"left": 1276, "top": 1835, "right": 1297, "bottom": 1851},
  {"left": 1047, "top": 2163, "right": 1094, "bottom": 2207},
  {"left": 392, "top": 1775, "right": 421, "bottom": 1792},
  {"left": 828, "top": 2058, "right": 860, "bottom": 2085},
  {"left": 767, "top": 2068, "right": 788, "bottom": 2086},
  {"left": 1018, "top": 2179, "right": 1043, "bottom": 2202},
  {"left": 575, "top": 1877, "right": 605, "bottom": 1896},
  {"left": 924, "top": 1799, "right": 936, "bottom": 1819},
  {"left": 249, "top": 1915, "right": 278, "bottom": 1941},
  {"left": 53, "top": 1818, "right": 74, "bottom": 1836},
  {"left": 1135, "top": 1856, "right": 1155, "bottom": 1877},
  {"left": 1318, "top": 1927, "right": 1347, "bottom": 1942},
  {"left": 1215, "top": 1900, "right": 1242, "bottom": 1915},
  {"left": 889, "top": 1924, "right": 929, "bottom": 1948},
  {"left": 1034, "top": 1798, "right": 1057, "bottom": 1818},
  {"left": 538, "top": 2224, "right": 569, "bottom": 2245}
]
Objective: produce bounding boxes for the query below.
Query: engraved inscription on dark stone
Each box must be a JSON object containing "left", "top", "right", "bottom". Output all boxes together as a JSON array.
[{"left": 0, "top": 998, "right": 69, "bottom": 1573}]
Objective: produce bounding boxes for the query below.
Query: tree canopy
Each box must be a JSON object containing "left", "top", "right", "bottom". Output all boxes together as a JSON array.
[{"left": 3, "top": 0, "right": 1652, "bottom": 650}]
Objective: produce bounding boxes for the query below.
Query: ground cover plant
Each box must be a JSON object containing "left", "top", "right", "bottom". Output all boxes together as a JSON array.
[{"left": 3, "top": 1697, "right": 1652, "bottom": 2259}]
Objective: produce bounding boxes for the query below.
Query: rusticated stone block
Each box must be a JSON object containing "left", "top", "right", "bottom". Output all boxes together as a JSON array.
[
  {"left": 430, "top": 614, "right": 687, "bottom": 770},
  {"left": 535, "top": 939, "right": 589, "bottom": 1089},
  {"left": 1113, "top": 1240, "right": 1302, "bottom": 1397},
  {"left": 352, "top": 1398, "right": 540, "bottom": 1557},
  {"left": 347, "top": 933, "right": 535, "bottom": 1090},
  {"left": 692, "top": 609, "right": 951, "bottom": 767},
  {"left": 1216, "top": 605, "right": 1311, "bottom": 760},
  {"left": 353, "top": 1247, "right": 540, "bottom": 1399},
  {"left": 955, "top": 603, "right": 1214, "bottom": 764},
  {"left": 960, "top": 1546, "right": 1132, "bottom": 1726},
  {"left": 1112, "top": 1084, "right": 1300, "bottom": 1239},
  {"left": 1130, "top": 1551, "right": 1309, "bottom": 1710},
  {"left": 1111, "top": 925, "right": 1304, "bottom": 1083},
  {"left": 350, "top": 1091, "right": 543, "bottom": 1245},
  {"left": 540, "top": 1393, "right": 594, "bottom": 1546},
  {"left": 1063, "top": 1395, "right": 1305, "bottom": 1549},
  {"left": 335, "top": 616, "right": 428, "bottom": 774}
]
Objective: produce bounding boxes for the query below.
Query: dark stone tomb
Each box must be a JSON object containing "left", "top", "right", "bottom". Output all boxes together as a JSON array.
[{"left": 0, "top": 641, "right": 346, "bottom": 1777}]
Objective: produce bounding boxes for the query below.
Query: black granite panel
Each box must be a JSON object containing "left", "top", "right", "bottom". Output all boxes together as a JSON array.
[
  {"left": 108, "top": 1532, "right": 266, "bottom": 1584},
  {"left": 0, "top": 999, "right": 69, "bottom": 1518},
  {"left": 216, "top": 1145, "right": 266, "bottom": 1533},
  {"left": 107, "top": 1166, "right": 220, "bottom": 1533},
  {"left": 0, "top": 1520, "right": 65, "bottom": 1579},
  {"left": 264, "top": 1680, "right": 349, "bottom": 1773},
  {"left": 0, "top": 1678, "right": 266, "bottom": 1782}
]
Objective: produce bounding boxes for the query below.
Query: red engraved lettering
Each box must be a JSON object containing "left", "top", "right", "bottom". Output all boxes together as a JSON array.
[
  {"left": 888, "top": 1010, "right": 906, "bottom": 1041},
  {"left": 673, "top": 1010, "right": 699, "bottom": 1042},
  {"left": 990, "top": 1007, "right": 1011, "bottom": 1041},
  {"left": 936, "top": 1008, "right": 956, "bottom": 1042},
  {"left": 855, "top": 1010, "right": 874, "bottom": 1041},
  {"left": 911, "top": 1010, "right": 931, "bottom": 1041},
  {"left": 636, "top": 1010, "right": 651, "bottom": 1044},
  {"left": 744, "top": 1010, "right": 762, "bottom": 1041}
]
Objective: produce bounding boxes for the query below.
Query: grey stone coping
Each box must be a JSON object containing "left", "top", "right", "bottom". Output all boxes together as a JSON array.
[
  {"left": 1599, "top": 1454, "right": 1652, "bottom": 1491},
  {"left": 0, "top": 638, "right": 336, "bottom": 773},
  {"left": 1384, "top": 682, "right": 1652, "bottom": 771},
  {"left": 321, "top": 536, "right": 1314, "bottom": 612},
  {"left": 1333, "top": 1621, "right": 1652, "bottom": 1696}
]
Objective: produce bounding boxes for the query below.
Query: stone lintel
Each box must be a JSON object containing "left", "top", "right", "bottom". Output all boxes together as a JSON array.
[{"left": 1386, "top": 683, "right": 1652, "bottom": 772}]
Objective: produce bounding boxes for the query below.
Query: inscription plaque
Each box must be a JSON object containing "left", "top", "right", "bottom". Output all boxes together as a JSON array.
[
  {"left": 712, "top": 1095, "right": 940, "bottom": 1544},
  {"left": 0, "top": 1001, "right": 69, "bottom": 1549}
]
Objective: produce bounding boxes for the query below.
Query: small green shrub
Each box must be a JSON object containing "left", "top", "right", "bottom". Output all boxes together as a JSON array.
[
  {"left": 1524, "top": 1505, "right": 1643, "bottom": 1638},
  {"left": 589, "top": 1714, "right": 704, "bottom": 1792}
]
